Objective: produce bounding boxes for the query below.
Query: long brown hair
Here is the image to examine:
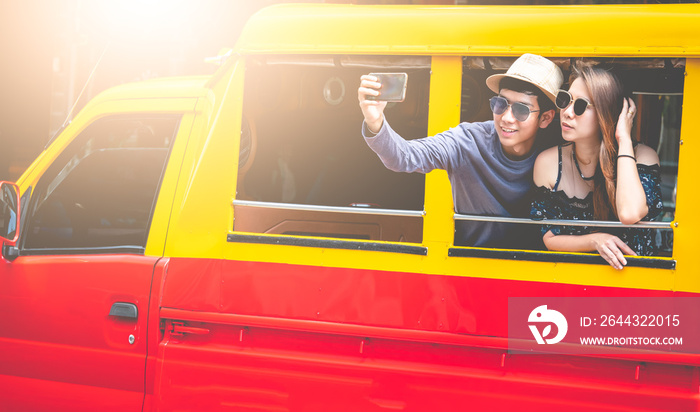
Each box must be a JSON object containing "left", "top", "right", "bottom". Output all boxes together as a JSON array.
[{"left": 569, "top": 63, "right": 624, "bottom": 220}]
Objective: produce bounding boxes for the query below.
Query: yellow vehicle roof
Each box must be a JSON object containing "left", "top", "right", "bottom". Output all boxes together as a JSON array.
[
  {"left": 88, "top": 76, "right": 211, "bottom": 103},
  {"left": 235, "top": 4, "right": 700, "bottom": 57}
]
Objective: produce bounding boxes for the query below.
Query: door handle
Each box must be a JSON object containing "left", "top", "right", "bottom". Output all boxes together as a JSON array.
[{"left": 109, "top": 302, "right": 138, "bottom": 319}]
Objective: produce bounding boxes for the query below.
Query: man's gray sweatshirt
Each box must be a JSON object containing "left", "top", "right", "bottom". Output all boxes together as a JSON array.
[{"left": 363, "top": 120, "right": 537, "bottom": 247}]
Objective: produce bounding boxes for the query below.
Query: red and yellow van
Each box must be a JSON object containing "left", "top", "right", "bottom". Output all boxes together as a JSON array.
[{"left": 1, "top": 3, "right": 699, "bottom": 411}]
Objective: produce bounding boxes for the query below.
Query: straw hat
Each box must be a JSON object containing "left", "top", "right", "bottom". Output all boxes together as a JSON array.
[{"left": 486, "top": 54, "right": 563, "bottom": 105}]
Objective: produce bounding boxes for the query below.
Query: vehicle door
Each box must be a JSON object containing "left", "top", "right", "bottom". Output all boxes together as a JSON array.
[{"left": 0, "top": 115, "right": 182, "bottom": 411}]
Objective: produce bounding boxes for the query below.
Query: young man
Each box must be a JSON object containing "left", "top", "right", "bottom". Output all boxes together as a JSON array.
[{"left": 358, "top": 53, "right": 563, "bottom": 247}]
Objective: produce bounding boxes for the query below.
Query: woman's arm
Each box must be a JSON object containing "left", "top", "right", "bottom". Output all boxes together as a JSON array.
[
  {"left": 614, "top": 98, "right": 659, "bottom": 224},
  {"left": 542, "top": 230, "right": 636, "bottom": 270},
  {"left": 532, "top": 145, "right": 637, "bottom": 270}
]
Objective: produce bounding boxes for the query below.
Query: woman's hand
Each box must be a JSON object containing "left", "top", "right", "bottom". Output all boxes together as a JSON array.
[
  {"left": 358, "top": 75, "right": 388, "bottom": 134},
  {"left": 590, "top": 232, "right": 637, "bottom": 270},
  {"left": 615, "top": 97, "right": 636, "bottom": 145}
]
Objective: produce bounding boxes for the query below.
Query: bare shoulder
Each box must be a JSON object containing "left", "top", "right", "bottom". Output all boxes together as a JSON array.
[
  {"left": 533, "top": 146, "right": 559, "bottom": 189},
  {"left": 634, "top": 144, "right": 660, "bottom": 166}
]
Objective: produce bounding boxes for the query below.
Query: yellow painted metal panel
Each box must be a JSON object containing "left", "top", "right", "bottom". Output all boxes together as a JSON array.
[
  {"left": 144, "top": 114, "right": 197, "bottom": 257},
  {"left": 237, "top": 4, "right": 700, "bottom": 58},
  {"left": 87, "top": 77, "right": 210, "bottom": 103},
  {"left": 423, "top": 56, "right": 460, "bottom": 253},
  {"left": 164, "top": 60, "right": 245, "bottom": 259},
  {"left": 673, "top": 58, "right": 699, "bottom": 292},
  {"left": 441, "top": 250, "right": 676, "bottom": 292}
]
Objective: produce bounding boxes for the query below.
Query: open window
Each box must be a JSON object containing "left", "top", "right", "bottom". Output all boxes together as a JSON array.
[
  {"left": 633, "top": 90, "right": 680, "bottom": 256},
  {"left": 233, "top": 55, "right": 430, "bottom": 245},
  {"left": 453, "top": 57, "right": 681, "bottom": 266}
]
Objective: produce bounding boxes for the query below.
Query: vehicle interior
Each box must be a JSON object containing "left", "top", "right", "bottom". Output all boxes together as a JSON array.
[{"left": 235, "top": 55, "right": 429, "bottom": 243}]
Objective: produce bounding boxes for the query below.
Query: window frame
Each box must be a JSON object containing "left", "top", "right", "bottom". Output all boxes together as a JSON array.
[
  {"left": 20, "top": 114, "right": 182, "bottom": 256},
  {"left": 448, "top": 56, "right": 682, "bottom": 269},
  {"left": 231, "top": 54, "right": 431, "bottom": 251}
]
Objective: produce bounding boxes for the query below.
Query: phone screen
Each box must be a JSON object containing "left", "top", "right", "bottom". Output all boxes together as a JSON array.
[{"left": 368, "top": 73, "right": 408, "bottom": 102}]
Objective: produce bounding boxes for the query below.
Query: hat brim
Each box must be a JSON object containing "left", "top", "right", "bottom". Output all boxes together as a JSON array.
[{"left": 486, "top": 73, "right": 558, "bottom": 106}]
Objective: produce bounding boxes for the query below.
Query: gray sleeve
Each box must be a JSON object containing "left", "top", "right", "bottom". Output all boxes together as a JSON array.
[{"left": 363, "top": 120, "right": 465, "bottom": 174}]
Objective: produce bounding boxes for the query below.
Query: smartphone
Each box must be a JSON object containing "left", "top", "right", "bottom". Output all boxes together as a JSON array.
[{"left": 368, "top": 72, "right": 408, "bottom": 102}]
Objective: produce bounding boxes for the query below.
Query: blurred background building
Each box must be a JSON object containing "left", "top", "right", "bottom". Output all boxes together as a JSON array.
[{"left": 0, "top": 0, "right": 690, "bottom": 180}]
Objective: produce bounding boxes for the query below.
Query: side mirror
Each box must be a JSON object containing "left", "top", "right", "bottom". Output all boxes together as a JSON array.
[{"left": 0, "top": 181, "right": 20, "bottom": 247}]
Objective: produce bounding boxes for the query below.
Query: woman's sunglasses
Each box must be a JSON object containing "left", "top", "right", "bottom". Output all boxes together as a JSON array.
[
  {"left": 556, "top": 90, "right": 594, "bottom": 116},
  {"left": 489, "top": 96, "right": 539, "bottom": 122}
]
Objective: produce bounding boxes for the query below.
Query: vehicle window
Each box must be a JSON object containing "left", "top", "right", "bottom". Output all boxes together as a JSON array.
[
  {"left": 234, "top": 55, "right": 429, "bottom": 243},
  {"left": 637, "top": 93, "right": 680, "bottom": 256},
  {"left": 23, "top": 116, "right": 180, "bottom": 253},
  {"left": 457, "top": 57, "right": 682, "bottom": 257}
]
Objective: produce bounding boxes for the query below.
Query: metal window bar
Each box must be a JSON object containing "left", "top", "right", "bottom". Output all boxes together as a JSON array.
[
  {"left": 232, "top": 200, "right": 425, "bottom": 217},
  {"left": 232, "top": 200, "right": 673, "bottom": 230},
  {"left": 454, "top": 213, "right": 673, "bottom": 229}
]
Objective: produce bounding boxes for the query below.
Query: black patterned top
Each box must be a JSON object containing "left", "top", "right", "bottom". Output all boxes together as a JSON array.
[{"left": 530, "top": 147, "right": 664, "bottom": 256}]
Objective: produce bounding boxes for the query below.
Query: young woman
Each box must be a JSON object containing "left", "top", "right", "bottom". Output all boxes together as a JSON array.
[{"left": 530, "top": 63, "right": 663, "bottom": 269}]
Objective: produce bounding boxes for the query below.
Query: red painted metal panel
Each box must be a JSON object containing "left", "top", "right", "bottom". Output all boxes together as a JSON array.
[
  {"left": 154, "top": 258, "right": 700, "bottom": 411},
  {"left": 154, "top": 317, "right": 699, "bottom": 411},
  {"left": 161, "top": 258, "right": 677, "bottom": 336},
  {"left": 0, "top": 254, "right": 158, "bottom": 411}
]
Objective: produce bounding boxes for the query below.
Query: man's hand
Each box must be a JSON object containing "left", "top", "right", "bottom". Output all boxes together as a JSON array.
[{"left": 358, "top": 74, "right": 387, "bottom": 134}]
